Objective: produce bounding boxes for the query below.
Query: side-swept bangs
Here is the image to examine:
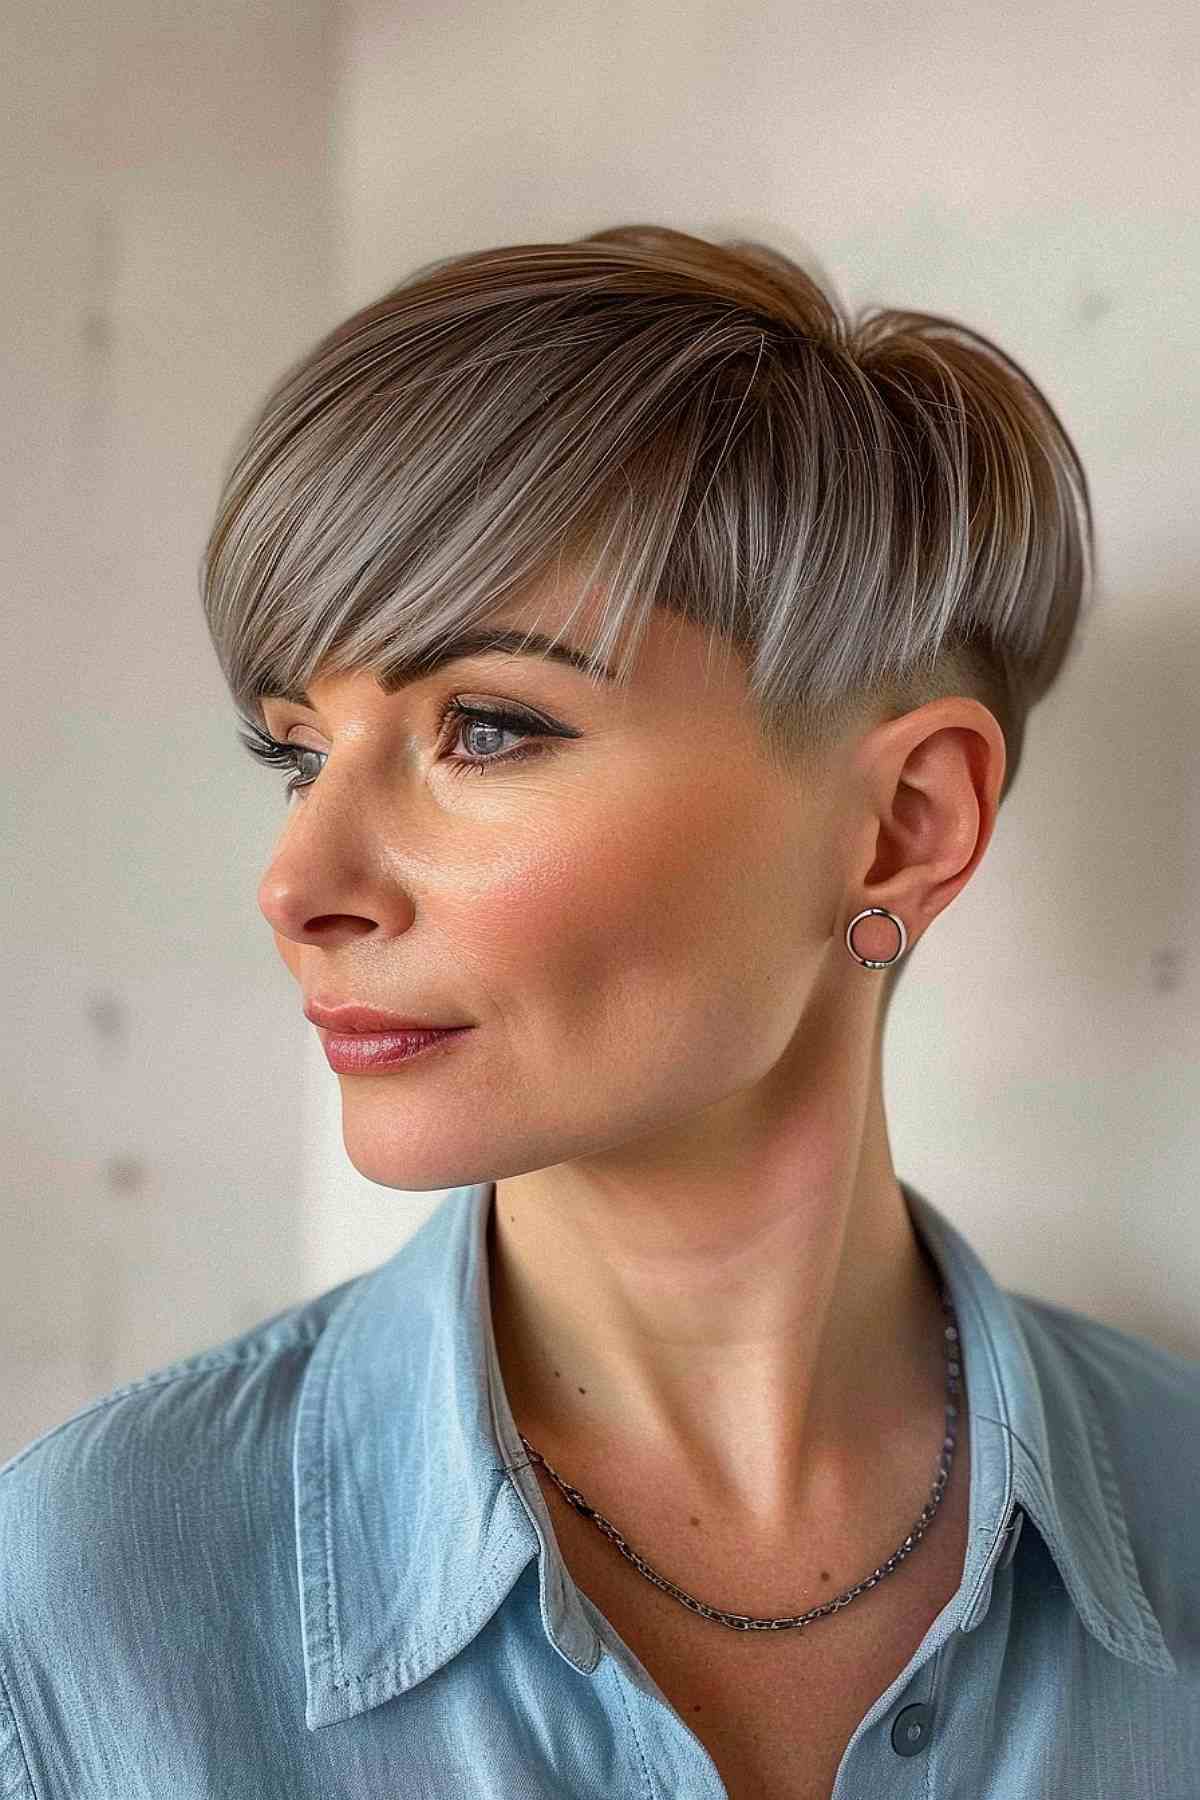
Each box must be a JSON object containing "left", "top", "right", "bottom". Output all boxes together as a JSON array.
[{"left": 200, "top": 223, "right": 1095, "bottom": 995}]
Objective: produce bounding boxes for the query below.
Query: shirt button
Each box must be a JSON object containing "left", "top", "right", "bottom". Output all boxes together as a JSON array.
[{"left": 891, "top": 1701, "right": 933, "bottom": 1757}]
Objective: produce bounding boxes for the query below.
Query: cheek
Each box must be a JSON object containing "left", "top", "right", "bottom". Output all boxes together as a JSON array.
[
  {"left": 443, "top": 835, "right": 651, "bottom": 994},
  {"left": 466, "top": 805, "right": 786, "bottom": 1056}
]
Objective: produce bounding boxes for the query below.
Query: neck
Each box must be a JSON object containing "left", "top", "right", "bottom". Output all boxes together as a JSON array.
[{"left": 487, "top": 1084, "right": 948, "bottom": 1534}]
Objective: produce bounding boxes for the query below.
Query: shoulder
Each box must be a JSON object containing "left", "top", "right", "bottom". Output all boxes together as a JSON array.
[
  {"left": 1007, "top": 1285, "right": 1200, "bottom": 1454},
  {"left": 0, "top": 1269, "right": 366, "bottom": 1640}
]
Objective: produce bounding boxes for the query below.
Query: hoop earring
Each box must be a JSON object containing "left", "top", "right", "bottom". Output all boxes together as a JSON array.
[{"left": 845, "top": 906, "right": 907, "bottom": 970}]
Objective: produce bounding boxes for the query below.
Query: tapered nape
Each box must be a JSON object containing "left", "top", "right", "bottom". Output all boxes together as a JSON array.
[{"left": 200, "top": 223, "right": 1095, "bottom": 1002}]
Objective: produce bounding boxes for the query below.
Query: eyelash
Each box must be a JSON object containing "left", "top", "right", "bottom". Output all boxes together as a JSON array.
[{"left": 237, "top": 699, "right": 552, "bottom": 797}]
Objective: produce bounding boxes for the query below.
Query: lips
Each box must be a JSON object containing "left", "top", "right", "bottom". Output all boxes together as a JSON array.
[
  {"left": 303, "top": 1000, "right": 469, "bottom": 1034},
  {"left": 316, "top": 1024, "right": 472, "bottom": 1074}
]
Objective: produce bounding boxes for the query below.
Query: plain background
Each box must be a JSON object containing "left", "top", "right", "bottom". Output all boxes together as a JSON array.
[{"left": 2, "top": 0, "right": 1197, "bottom": 1466}]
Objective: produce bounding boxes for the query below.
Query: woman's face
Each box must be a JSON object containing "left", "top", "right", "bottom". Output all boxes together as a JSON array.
[{"left": 256, "top": 598, "right": 871, "bottom": 1192}]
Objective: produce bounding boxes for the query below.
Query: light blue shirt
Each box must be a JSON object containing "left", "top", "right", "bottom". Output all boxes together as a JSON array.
[{"left": 2, "top": 1179, "right": 1197, "bottom": 1797}]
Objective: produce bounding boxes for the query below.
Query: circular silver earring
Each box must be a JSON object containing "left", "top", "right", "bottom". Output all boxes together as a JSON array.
[{"left": 845, "top": 906, "right": 907, "bottom": 969}]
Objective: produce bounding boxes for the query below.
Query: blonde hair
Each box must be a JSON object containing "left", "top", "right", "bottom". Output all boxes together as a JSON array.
[{"left": 200, "top": 223, "right": 1095, "bottom": 1009}]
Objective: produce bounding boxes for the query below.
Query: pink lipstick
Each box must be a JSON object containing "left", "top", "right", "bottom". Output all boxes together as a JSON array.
[{"left": 316, "top": 1026, "right": 472, "bottom": 1073}]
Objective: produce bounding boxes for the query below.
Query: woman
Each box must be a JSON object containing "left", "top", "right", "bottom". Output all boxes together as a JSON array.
[{"left": 1, "top": 224, "right": 1196, "bottom": 1799}]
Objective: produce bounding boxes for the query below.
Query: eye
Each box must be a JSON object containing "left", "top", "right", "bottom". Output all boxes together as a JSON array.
[
  {"left": 237, "top": 723, "right": 324, "bottom": 797},
  {"left": 237, "top": 699, "right": 559, "bottom": 798},
  {"left": 438, "top": 699, "right": 552, "bottom": 778}
]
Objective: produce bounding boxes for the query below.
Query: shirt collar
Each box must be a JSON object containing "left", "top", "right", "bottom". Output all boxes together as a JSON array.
[
  {"left": 903, "top": 1181, "right": 1175, "bottom": 1678},
  {"left": 293, "top": 1177, "right": 1175, "bottom": 1729}
]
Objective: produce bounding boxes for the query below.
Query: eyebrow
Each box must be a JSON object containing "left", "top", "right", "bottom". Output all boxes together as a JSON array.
[{"left": 268, "top": 629, "right": 617, "bottom": 710}]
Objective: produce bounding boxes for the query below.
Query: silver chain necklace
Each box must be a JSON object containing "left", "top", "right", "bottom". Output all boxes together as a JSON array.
[{"left": 517, "top": 1283, "right": 962, "bottom": 1633}]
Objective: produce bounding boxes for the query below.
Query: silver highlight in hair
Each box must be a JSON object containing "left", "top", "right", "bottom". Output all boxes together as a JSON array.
[{"left": 200, "top": 224, "right": 1095, "bottom": 1005}]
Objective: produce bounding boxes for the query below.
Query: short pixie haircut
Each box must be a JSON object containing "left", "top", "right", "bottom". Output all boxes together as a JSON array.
[{"left": 200, "top": 223, "right": 1094, "bottom": 1010}]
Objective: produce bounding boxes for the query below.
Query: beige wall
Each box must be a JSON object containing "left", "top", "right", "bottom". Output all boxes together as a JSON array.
[
  {"left": 319, "top": 0, "right": 1199, "bottom": 1356},
  {"left": 3, "top": 0, "right": 1197, "bottom": 1462},
  {"left": 1, "top": 0, "right": 340, "bottom": 1462}
]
